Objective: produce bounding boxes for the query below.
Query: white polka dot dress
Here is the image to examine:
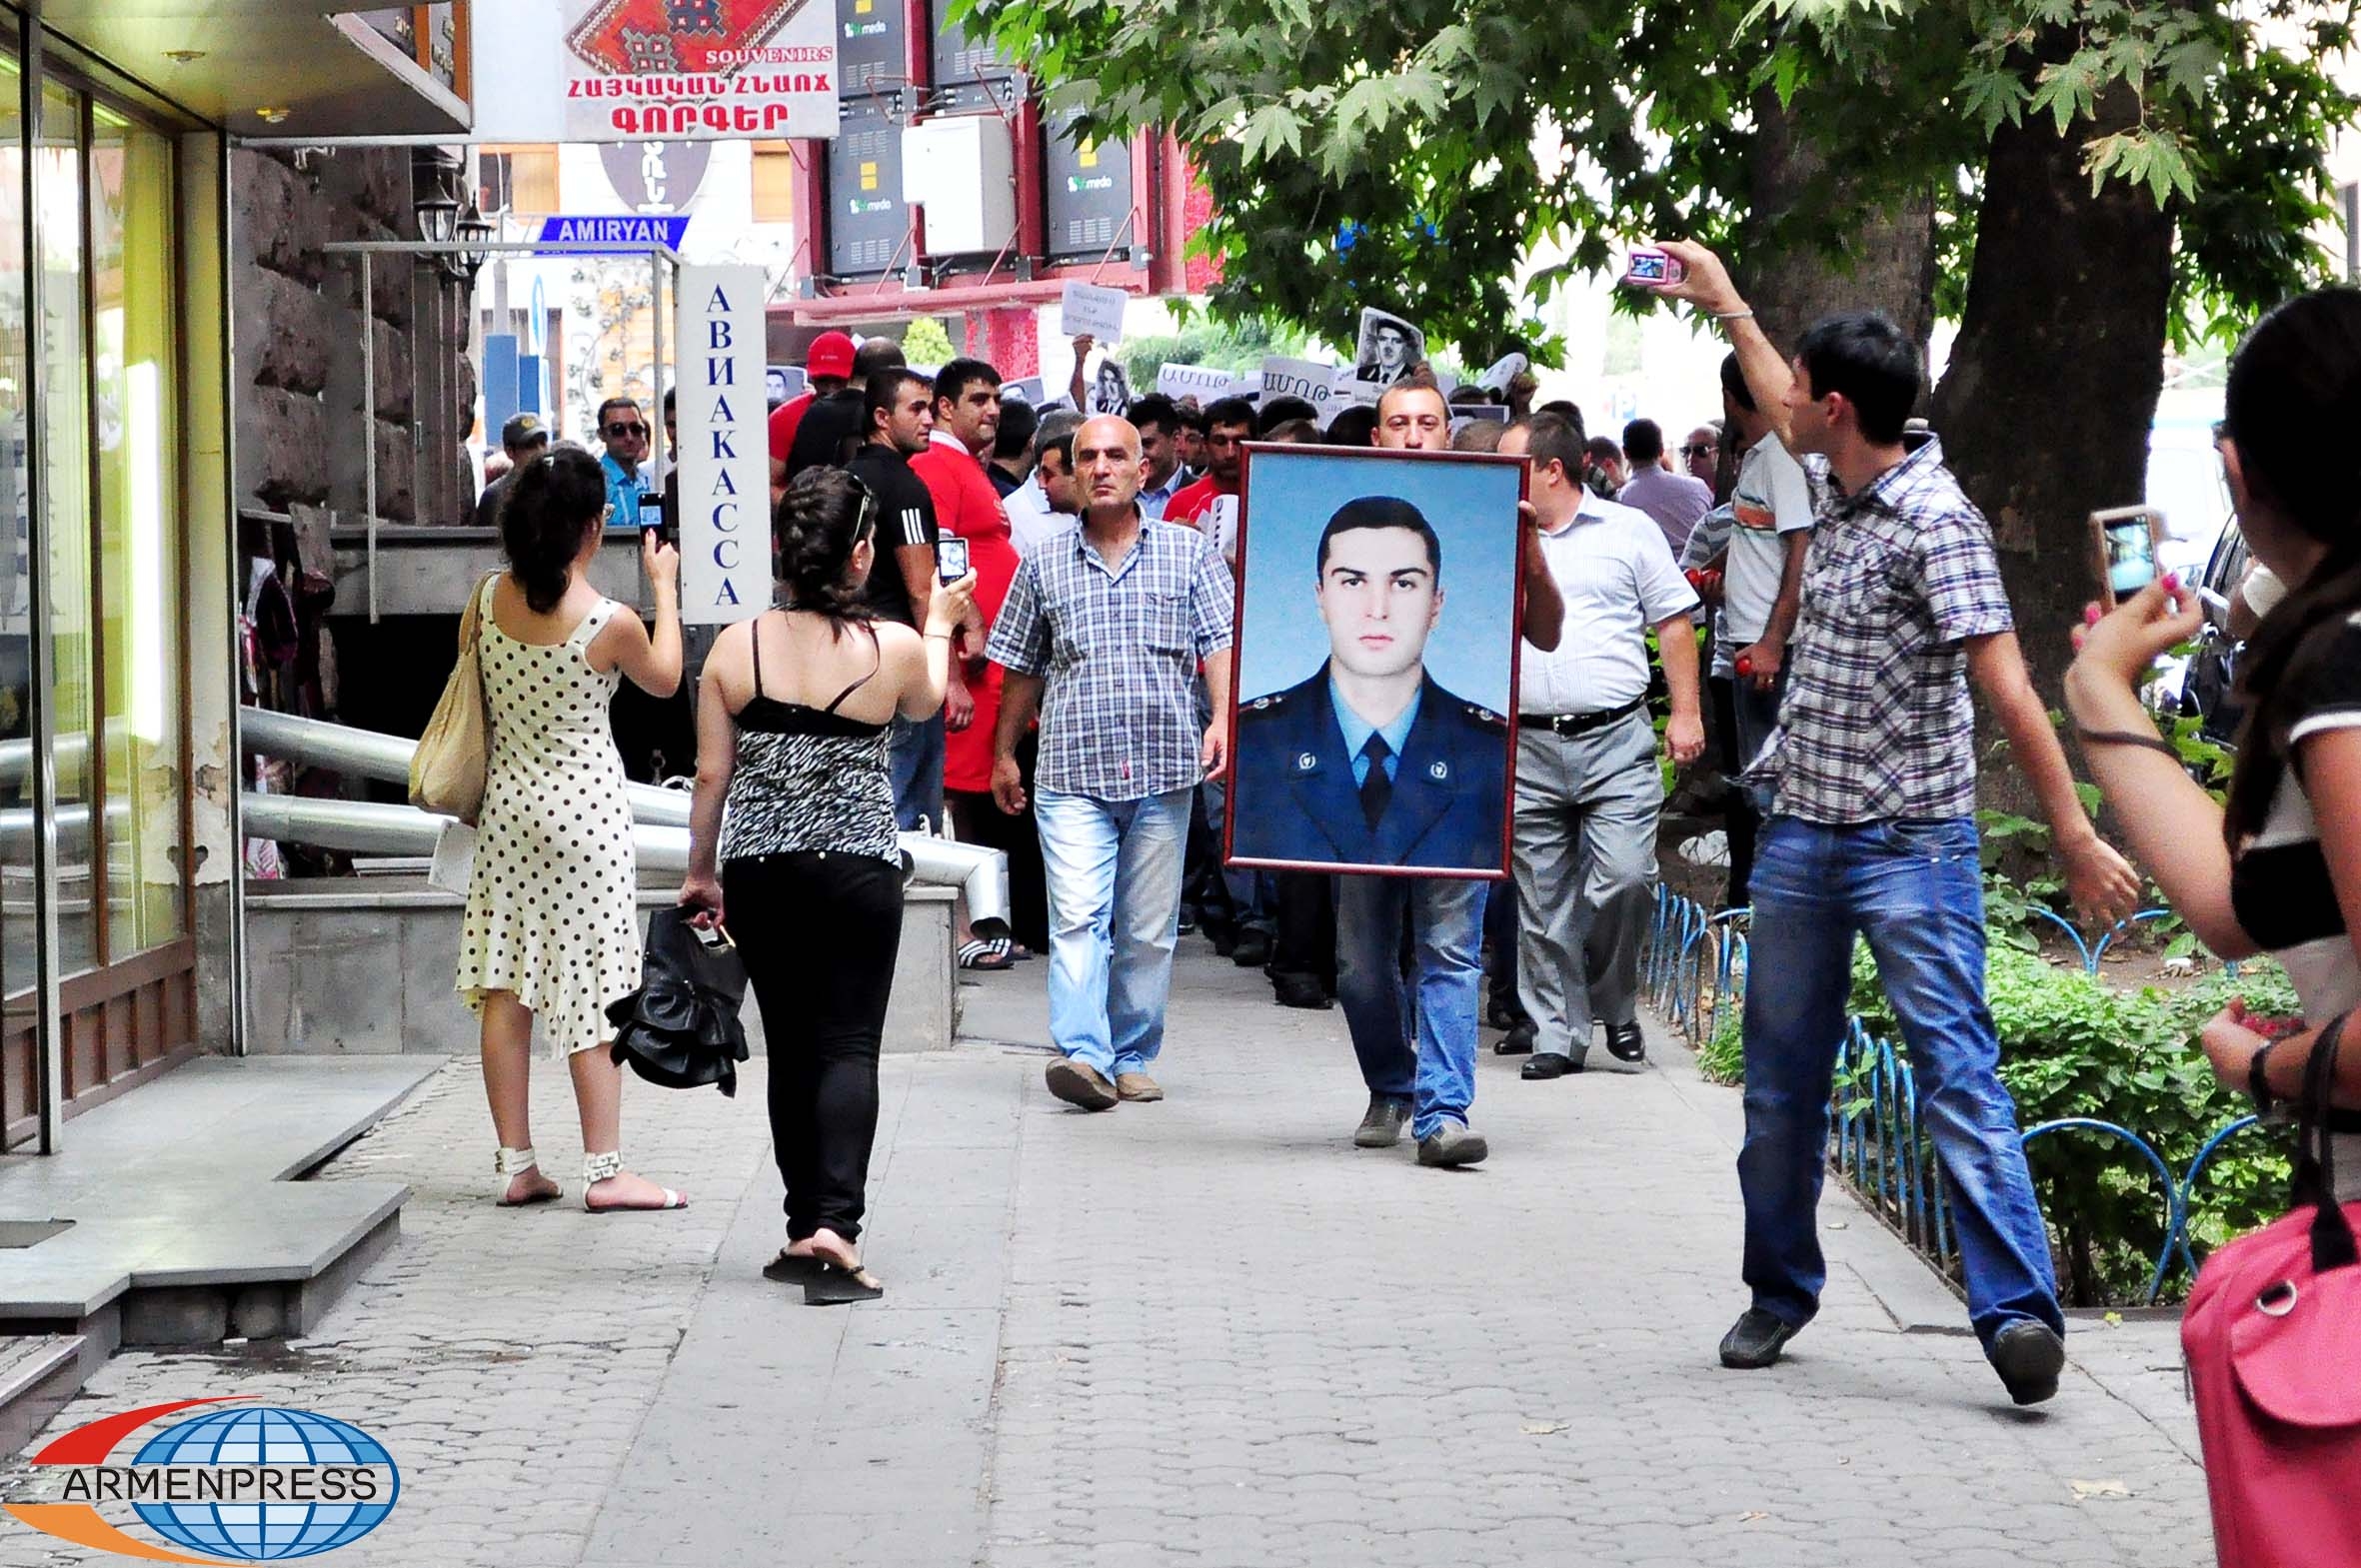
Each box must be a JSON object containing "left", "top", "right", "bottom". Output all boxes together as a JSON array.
[{"left": 454, "top": 578, "right": 641, "bottom": 1057}]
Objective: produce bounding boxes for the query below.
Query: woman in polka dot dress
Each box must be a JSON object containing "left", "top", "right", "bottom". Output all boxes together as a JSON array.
[{"left": 456, "top": 447, "right": 688, "bottom": 1212}]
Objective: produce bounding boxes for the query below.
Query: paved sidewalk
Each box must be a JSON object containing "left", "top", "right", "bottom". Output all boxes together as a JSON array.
[{"left": 0, "top": 947, "right": 2214, "bottom": 1567}]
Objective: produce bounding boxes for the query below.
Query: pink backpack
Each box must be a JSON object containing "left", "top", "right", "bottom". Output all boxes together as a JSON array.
[{"left": 2182, "top": 1014, "right": 2361, "bottom": 1566}]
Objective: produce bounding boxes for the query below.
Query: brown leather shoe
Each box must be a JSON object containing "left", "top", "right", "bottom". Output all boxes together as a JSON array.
[
  {"left": 1116, "top": 1072, "right": 1164, "bottom": 1103},
  {"left": 1045, "top": 1057, "right": 1120, "bottom": 1110}
]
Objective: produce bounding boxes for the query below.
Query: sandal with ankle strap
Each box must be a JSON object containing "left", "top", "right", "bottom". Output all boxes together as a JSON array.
[
  {"left": 581, "top": 1150, "right": 687, "bottom": 1212},
  {"left": 494, "top": 1146, "right": 562, "bottom": 1207}
]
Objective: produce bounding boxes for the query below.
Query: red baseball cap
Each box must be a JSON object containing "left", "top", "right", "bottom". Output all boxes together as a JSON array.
[{"left": 806, "top": 331, "right": 857, "bottom": 380}]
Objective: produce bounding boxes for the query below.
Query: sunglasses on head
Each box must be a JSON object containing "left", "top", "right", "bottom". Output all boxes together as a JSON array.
[{"left": 605, "top": 422, "right": 648, "bottom": 438}]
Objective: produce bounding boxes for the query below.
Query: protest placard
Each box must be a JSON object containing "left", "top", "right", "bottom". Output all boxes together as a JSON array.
[
  {"left": 1260, "top": 356, "right": 1345, "bottom": 411},
  {"left": 1157, "top": 363, "right": 1247, "bottom": 402},
  {"left": 1060, "top": 280, "right": 1130, "bottom": 345}
]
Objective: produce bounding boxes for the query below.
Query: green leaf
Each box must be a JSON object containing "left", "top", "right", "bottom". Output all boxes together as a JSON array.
[{"left": 1237, "top": 101, "right": 1305, "bottom": 166}]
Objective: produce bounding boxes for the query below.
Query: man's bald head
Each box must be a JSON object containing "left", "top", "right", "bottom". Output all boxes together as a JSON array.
[{"left": 1073, "top": 415, "right": 1146, "bottom": 520}]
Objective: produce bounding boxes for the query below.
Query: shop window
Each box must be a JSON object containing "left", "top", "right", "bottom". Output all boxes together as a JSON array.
[
  {"left": 478, "top": 145, "right": 557, "bottom": 218},
  {"left": 0, "top": 56, "right": 24, "bottom": 999},
  {"left": 36, "top": 81, "right": 94, "bottom": 975},
  {"left": 91, "top": 105, "right": 184, "bottom": 952},
  {"left": 752, "top": 143, "right": 798, "bottom": 224}
]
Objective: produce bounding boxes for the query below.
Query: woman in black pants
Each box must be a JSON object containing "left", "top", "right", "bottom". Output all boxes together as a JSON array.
[{"left": 679, "top": 469, "right": 974, "bottom": 1303}]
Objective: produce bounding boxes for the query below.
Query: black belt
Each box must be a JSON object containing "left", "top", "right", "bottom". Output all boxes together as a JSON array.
[{"left": 1521, "top": 698, "right": 1646, "bottom": 738}]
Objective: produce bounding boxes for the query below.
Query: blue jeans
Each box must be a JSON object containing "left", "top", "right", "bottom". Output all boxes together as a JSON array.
[
  {"left": 1740, "top": 816, "right": 2063, "bottom": 1351},
  {"left": 1034, "top": 784, "right": 1191, "bottom": 1079},
  {"left": 887, "top": 714, "right": 946, "bottom": 833},
  {"left": 1334, "top": 875, "right": 1485, "bottom": 1141}
]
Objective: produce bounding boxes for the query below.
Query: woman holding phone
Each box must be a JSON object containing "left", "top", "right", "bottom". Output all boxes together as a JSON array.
[
  {"left": 2066, "top": 287, "right": 2361, "bottom": 1140},
  {"left": 679, "top": 468, "right": 974, "bottom": 1303}
]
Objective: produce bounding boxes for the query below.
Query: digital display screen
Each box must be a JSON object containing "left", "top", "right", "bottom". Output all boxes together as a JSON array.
[
  {"left": 1625, "top": 252, "right": 1668, "bottom": 282},
  {"left": 938, "top": 537, "right": 970, "bottom": 583}
]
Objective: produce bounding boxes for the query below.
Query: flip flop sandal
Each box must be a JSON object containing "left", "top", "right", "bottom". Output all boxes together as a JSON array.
[
  {"left": 958, "top": 937, "right": 1017, "bottom": 970},
  {"left": 763, "top": 1249, "right": 828, "bottom": 1284},
  {"left": 805, "top": 1262, "right": 885, "bottom": 1305}
]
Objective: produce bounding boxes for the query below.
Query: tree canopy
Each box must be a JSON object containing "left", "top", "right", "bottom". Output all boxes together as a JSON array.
[{"left": 962, "top": 0, "right": 2359, "bottom": 362}]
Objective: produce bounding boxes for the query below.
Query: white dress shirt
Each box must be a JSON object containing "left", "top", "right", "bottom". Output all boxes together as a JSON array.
[
  {"left": 1004, "top": 477, "right": 1076, "bottom": 559},
  {"left": 1518, "top": 492, "right": 1701, "bottom": 715}
]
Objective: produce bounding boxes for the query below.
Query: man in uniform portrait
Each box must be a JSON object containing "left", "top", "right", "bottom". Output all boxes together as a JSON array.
[{"left": 1230, "top": 495, "right": 1507, "bottom": 873}]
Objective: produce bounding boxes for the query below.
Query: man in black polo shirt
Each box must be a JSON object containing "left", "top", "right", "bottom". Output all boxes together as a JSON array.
[
  {"left": 788, "top": 338, "right": 907, "bottom": 482},
  {"left": 844, "top": 367, "right": 948, "bottom": 827}
]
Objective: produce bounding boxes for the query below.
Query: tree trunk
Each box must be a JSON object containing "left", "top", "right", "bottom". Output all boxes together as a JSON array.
[
  {"left": 1737, "top": 86, "right": 1939, "bottom": 361},
  {"left": 1931, "top": 99, "right": 2174, "bottom": 822}
]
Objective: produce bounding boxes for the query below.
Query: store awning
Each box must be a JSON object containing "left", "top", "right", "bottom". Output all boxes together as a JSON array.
[{"left": 38, "top": 1, "right": 469, "bottom": 137}]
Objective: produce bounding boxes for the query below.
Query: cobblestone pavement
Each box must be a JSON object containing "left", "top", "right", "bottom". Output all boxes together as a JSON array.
[{"left": 0, "top": 947, "right": 2216, "bottom": 1567}]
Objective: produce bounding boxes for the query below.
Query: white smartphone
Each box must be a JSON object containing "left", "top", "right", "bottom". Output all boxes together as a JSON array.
[{"left": 937, "top": 536, "right": 971, "bottom": 583}]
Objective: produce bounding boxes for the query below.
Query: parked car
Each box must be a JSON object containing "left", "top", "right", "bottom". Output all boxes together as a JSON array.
[{"left": 2178, "top": 517, "right": 2252, "bottom": 746}]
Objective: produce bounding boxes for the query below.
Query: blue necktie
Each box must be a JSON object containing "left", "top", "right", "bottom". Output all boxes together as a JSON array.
[{"left": 1359, "top": 734, "right": 1393, "bottom": 829}]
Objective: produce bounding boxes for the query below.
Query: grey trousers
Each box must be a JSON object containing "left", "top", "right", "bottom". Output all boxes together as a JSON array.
[{"left": 1511, "top": 710, "right": 1662, "bottom": 1057}]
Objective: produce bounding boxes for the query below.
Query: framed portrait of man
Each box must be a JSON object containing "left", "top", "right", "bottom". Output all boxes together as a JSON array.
[{"left": 1223, "top": 444, "right": 1526, "bottom": 878}]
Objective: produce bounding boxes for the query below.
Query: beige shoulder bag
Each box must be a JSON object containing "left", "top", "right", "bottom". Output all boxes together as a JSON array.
[{"left": 410, "top": 574, "right": 496, "bottom": 824}]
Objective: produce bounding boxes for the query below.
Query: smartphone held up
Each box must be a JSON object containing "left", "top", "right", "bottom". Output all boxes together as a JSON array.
[
  {"left": 2088, "top": 506, "right": 2167, "bottom": 610},
  {"left": 1619, "top": 247, "right": 1687, "bottom": 290},
  {"left": 937, "top": 536, "right": 971, "bottom": 585}
]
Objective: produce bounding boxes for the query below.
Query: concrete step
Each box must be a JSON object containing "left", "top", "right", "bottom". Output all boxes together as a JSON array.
[
  {"left": 0, "top": 1055, "right": 440, "bottom": 1376},
  {"left": 0, "top": 1334, "right": 87, "bottom": 1459}
]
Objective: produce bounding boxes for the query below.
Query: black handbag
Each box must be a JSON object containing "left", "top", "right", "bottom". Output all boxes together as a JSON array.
[{"left": 607, "top": 907, "right": 751, "bottom": 1095}]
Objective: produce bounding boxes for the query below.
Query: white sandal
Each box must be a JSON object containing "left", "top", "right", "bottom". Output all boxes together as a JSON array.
[
  {"left": 581, "top": 1150, "right": 687, "bottom": 1213},
  {"left": 494, "top": 1146, "right": 562, "bottom": 1207}
]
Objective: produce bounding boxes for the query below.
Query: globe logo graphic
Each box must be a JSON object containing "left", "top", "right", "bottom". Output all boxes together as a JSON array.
[{"left": 127, "top": 1407, "right": 400, "bottom": 1560}]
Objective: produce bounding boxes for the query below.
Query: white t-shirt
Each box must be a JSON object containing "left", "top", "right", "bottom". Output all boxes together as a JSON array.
[
  {"left": 1519, "top": 492, "right": 1701, "bottom": 714},
  {"left": 1720, "top": 435, "right": 1816, "bottom": 648}
]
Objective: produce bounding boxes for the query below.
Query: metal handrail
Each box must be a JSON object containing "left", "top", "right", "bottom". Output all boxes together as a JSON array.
[{"left": 237, "top": 709, "right": 1008, "bottom": 922}]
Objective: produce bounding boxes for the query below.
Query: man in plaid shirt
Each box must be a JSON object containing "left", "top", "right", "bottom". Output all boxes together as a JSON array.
[
  {"left": 1662, "top": 242, "right": 2141, "bottom": 1407},
  {"left": 987, "top": 415, "right": 1236, "bottom": 1112}
]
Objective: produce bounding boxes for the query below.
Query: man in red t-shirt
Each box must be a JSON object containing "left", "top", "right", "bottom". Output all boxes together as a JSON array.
[
  {"left": 913, "top": 358, "right": 1045, "bottom": 962},
  {"left": 768, "top": 330, "right": 856, "bottom": 492},
  {"left": 1162, "top": 396, "right": 1257, "bottom": 566}
]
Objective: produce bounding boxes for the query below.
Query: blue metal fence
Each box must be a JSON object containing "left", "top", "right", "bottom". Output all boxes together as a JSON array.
[{"left": 1640, "top": 883, "right": 2266, "bottom": 1304}]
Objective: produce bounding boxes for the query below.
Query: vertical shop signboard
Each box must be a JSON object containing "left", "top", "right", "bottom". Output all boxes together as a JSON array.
[{"left": 676, "top": 265, "right": 769, "bottom": 624}]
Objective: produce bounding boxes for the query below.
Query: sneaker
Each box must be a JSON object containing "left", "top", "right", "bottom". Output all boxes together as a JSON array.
[
  {"left": 1415, "top": 1122, "right": 1489, "bottom": 1167},
  {"left": 1718, "top": 1308, "right": 1800, "bottom": 1369},
  {"left": 1044, "top": 1058, "right": 1119, "bottom": 1111},
  {"left": 1989, "top": 1320, "right": 2066, "bottom": 1406},
  {"left": 1115, "top": 1072, "right": 1164, "bottom": 1103},
  {"left": 1352, "top": 1095, "right": 1411, "bottom": 1148}
]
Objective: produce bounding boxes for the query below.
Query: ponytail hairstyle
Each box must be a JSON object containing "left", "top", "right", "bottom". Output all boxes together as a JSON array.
[
  {"left": 2221, "top": 287, "right": 2361, "bottom": 849},
  {"left": 500, "top": 447, "right": 607, "bottom": 613},
  {"left": 774, "top": 467, "right": 879, "bottom": 631}
]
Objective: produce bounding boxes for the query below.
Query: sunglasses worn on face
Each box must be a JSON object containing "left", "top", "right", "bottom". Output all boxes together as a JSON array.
[
  {"left": 1680, "top": 444, "right": 1715, "bottom": 459},
  {"left": 606, "top": 423, "right": 648, "bottom": 438}
]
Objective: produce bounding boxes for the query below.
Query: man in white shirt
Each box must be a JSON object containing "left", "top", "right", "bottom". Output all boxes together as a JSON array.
[
  {"left": 1693, "top": 352, "right": 1817, "bottom": 900},
  {"left": 1499, "top": 413, "right": 1704, "bottom": 1076},
  {"left": 1006, "top": 411, "right": 1084, "bottom": 558}
]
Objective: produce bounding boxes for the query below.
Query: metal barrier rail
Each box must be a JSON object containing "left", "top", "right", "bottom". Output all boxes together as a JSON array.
[
  {"left": 236, "top": 708, "right": 1010, "bottom": 924},
  {"left": 1639, "top": 882, "right": 2271, "bottom": 1304}
]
